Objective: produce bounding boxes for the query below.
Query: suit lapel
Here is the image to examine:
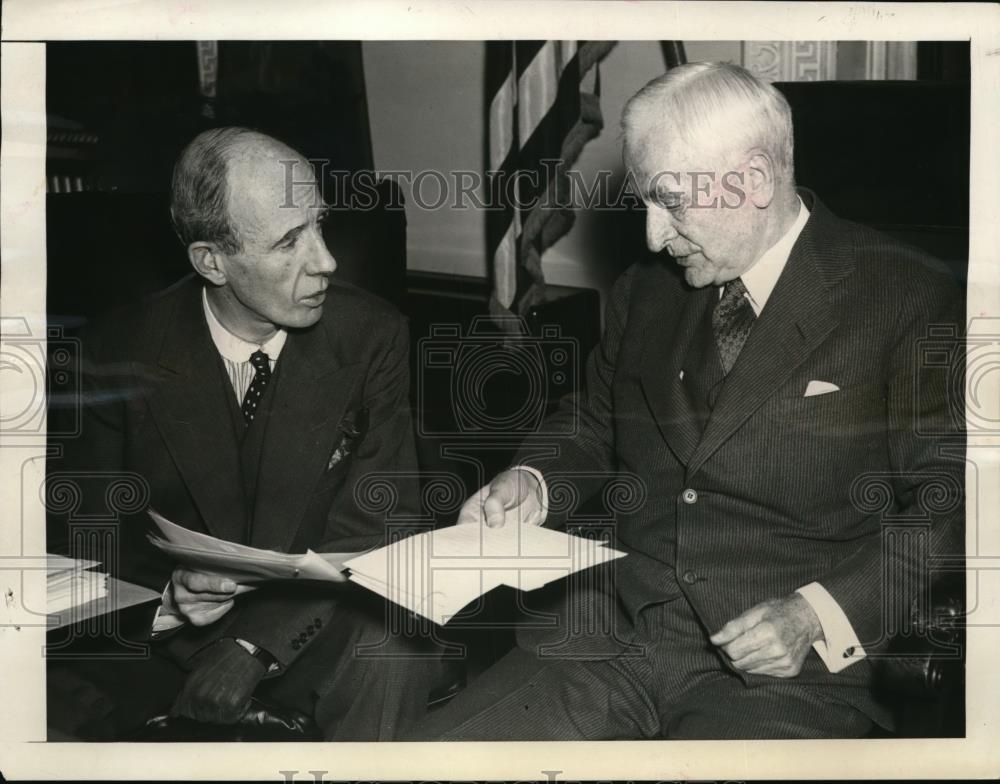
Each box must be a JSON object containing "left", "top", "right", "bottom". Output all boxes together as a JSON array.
[
  {"left": 144, "top": 282, "right": 249, "bottom": 543},
  {"left": 250, "top": 311, "right": 363, "bottom": 552},
  {"left": 638, "top": 273, "right": 711, "bottom": 466},
  {"left": 688, "top": 205, "right": 844, "bottom": 476}
]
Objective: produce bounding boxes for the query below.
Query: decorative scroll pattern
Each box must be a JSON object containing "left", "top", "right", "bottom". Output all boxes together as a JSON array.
[
  {"left": 196, "top": 41, "right": 219, "bottom": 98},
  {"left": 196, "top": 41, "right": 219, "bottom": 118},
  {"left": 742, "top": 41, "right": 838, "bottom": 82}
]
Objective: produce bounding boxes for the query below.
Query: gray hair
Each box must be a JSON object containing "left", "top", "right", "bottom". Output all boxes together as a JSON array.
[
  {"left": 169, "top": 126, "right": 260, "bottom": 254},
  {"left": 622, "top": 61, "right": 795, "bottom": 185}
]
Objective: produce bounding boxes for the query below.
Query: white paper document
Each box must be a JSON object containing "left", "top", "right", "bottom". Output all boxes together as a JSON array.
[
  {"left": 146, "top": 509, "right": 360, "bottom": 583},
  {"left": 46, "top": 556, "right": 108, "bottom": 614},
  {"left": 344, "top": 524, "right": 626, "bottom": 625}
]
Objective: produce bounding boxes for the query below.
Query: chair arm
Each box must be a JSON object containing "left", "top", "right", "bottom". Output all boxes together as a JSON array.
[{"left": 875, "top": 573, "right": 965, "bottom": 698}]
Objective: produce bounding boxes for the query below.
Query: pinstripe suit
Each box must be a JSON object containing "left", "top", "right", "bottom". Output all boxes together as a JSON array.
[{"left": 412, "top": 191, "right": 965, "bottom": 740}]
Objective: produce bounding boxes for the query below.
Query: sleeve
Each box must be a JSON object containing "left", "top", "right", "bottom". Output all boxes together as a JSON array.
[
  {"left": 150, "top": 580, "right": 186, "bottom": 635},
  {"left": 808, "top": 269, "right": 965, "bottom": 653},
  {"left": 511, "top": 465, "right": 549, "bottom": 526},
  {"left": 514, "top": 266, "right": 637, "bottom": 529}
]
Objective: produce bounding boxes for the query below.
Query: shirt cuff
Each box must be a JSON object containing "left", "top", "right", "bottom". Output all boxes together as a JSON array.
[
  {"left": 796, "top": 582, "right": 866, "bottom": 673},
  {"left": 150, "top": 580, "right": 186, "bottom": 636},
  {"left": 511, "top": 465, "right": 548, "bottom": 526},
  {"left": 233, "top": 638, "right": 281, "bottom": 674}
]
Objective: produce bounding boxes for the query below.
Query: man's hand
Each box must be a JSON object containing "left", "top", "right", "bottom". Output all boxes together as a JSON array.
[
  {"left": 171, "top": 638, "right": 266, "bottom": 724},
  {"left": 709, "top": 593, "right": 823, "bottom": 678},
  {"left": 170, "top": 567, "right": 238, "bottom": 626},
  {"left": 456, "top": 468, "right": 544, "bottom": 528}
]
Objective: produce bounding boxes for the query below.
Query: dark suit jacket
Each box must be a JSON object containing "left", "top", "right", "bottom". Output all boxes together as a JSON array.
[
  {"left": 67, "top": 274, "right": 419, "bottom": 669},
  {"left": 519, "top": 191, "right": 965, "bottom": 724}
]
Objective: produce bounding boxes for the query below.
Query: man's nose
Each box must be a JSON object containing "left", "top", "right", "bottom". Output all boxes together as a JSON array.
[
  {"left": 308, "top": 232, "right": 337, "bottom": 275},
  {"left": 646, "top": 207, "right": 678, "bottom": 253}
]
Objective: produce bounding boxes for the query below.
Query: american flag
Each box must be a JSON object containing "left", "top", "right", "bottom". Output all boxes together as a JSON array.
[{"left": 486, "top": 41, "right": 616, "bottom": 327}]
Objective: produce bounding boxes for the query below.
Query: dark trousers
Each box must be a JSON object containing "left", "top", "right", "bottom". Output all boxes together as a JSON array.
[
  {"left": 408, "top": 591, "right": 874, "bottom": 741},
  {"left": 256, "top": 588, "right": 443, "bottom": 741},
  {"left": 48, "top": 588, "right": 442, "bottom": 741}
]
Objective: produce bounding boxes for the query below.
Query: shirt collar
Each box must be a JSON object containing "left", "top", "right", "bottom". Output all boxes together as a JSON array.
[
  {"left": 739, "top": 196, "right": 810, "bottom": 315},
  {"left": 202, "top": 287, "right": 287, "bottom": 363}
]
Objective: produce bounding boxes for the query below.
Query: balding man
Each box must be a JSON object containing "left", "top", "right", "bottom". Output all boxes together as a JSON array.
[
  {"left": 65, "top": 128, "right": 435, "bottom": 739},
  {"left": 409, "top": 62, "right": 965, "bottom": 739}
]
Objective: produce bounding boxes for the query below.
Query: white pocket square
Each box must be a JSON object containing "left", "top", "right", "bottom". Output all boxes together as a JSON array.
[{"left": 804, "top": 380, "right": 840, "bottom": 397}]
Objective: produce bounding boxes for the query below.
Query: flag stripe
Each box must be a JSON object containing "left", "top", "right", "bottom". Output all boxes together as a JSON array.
[
  {"left": 516, "top": 41, "right": 577, "bottom": 151},
  {"left": 485, "top": 41, "right": 513, "bottom": 97},
  {"left": 492, "top": 220, "right": 519, "bottom": 309},
  {"left": 488, "top": 70, "right": 517, "bottom": 171},
  {"left": 513, "top": 41, "right": 547, "bottom": 80}
]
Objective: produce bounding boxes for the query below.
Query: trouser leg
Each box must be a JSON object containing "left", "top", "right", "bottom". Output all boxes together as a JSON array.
[
  {"left": 636, "top": 599, "right": 875, "bottom": 740},
  {"left": 406, "top": 581, "right": 658, "bottom": 741},
  {"left": 47, "top": 652, "right": 186, "bottom": 740},
  {"left": 257, "top": 589, "right": 445, "bottom": 741},
  {"left": 662, "top": 675, "right": 875, "bottom": 739},
  {"left": 405, "top": 643, "right": 660, "bottom": 741}
]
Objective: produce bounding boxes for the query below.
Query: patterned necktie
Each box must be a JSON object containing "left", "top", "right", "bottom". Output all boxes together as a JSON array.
[
  {"left": 712, "top": 277, "right": 756, "bottom": 375},
  {"left": 241, "top": 350, "right": 271, "bottom": 424}
]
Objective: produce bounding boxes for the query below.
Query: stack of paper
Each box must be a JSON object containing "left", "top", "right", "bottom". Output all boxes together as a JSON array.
[
  {"left": 344, "top": 524, "right": 626, "bottom": 625},
  {"left": 47, "top": 555, "right": 108, "bottom": 614},
  {"left": 146, "top": 509, "right": 359, "bottom": 583}
]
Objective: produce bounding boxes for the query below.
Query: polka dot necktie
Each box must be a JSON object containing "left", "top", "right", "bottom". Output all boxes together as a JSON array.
[
  {"left": 241, "top": 350, "right": 272, "bottom": 424},
  {"left": 712, "top": 277, "right": 756, "bottom": 375}
]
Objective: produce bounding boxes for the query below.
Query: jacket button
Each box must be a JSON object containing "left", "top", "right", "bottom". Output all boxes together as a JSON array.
[
  {"left": 681, "top": 570, "right": 699, "bottom": 585},
  {"left": 681, "top": 488, "right": 698, "bottom": 504},
  {"left": 314, "top": 618, "right": 322, "bottom": 627},
  {"left": 306, "top": 624, "right": 315, "bottom": 633},
  {"left": 298, "top": 632, "right": 308, "bottom": 642},
  {"left": 291, "top": 640, "right": 301, "bottom": 650}
]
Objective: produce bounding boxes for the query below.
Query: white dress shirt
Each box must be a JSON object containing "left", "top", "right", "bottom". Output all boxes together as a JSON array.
[
  {"left": 202, "top": 287, "right": 287, "bottom": 401},
  {"left": 518, "top": 197, "right": 866, "bottom": 674}
]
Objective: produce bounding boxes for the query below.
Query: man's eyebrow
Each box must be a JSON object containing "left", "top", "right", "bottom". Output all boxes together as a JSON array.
[
  {"left": 269, "top": 222, "right": 308, "bottom": 250},
  {"left": 269, "top": 205, "right": 330, "bottom": 250}
]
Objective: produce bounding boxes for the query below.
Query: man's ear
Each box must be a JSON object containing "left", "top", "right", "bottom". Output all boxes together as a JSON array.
[
  {"left": 745, "top": 150, "right": 776, "bottom": 209},
  {"left": 187, "top": 242, "right": 228, "bottom": 285}
]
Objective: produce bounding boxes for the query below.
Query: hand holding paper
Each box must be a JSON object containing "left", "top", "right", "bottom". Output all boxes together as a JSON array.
[
  {"left": 458, "top": 468, "right": 546, "bottom": 528},
  {"left": 147, "top": 507, "right": 626, "bottom": 627},
  {"left": 146, "top": 509, "right": 359, "bottom": 585},
  {"left": 169, "top": 567, "right": 245, "bottom": 626}
]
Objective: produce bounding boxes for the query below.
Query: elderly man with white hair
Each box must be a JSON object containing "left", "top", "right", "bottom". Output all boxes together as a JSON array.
[{"left": 408, "top": 62, "right": 964, "bottom": 740}]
